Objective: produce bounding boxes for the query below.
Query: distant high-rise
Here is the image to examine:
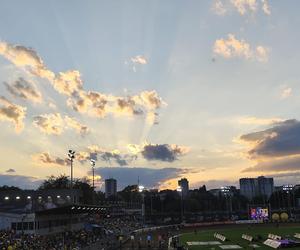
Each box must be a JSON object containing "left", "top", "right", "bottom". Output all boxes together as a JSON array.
[
  {"left": 105, "top": 178, "right": 117, "bottom": 198},
  {"left": 178, "top": 178, "right": 189, "bottom": 198},
  {"left": 240, "top": 176, "right": 274, "bottom": 200}
]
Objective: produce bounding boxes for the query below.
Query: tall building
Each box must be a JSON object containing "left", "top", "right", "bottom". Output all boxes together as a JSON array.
[
  {"left": 240, "top": 176, "right": 274, "bottom": 200},
  {"left": 105, "top": 178, "right": 117, "bottom": 198},
  {"left": 178, "top": 178, "right": 189, "bottom": 198}
]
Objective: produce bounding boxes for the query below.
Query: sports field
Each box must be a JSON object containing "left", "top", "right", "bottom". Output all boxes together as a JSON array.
[{"left": 179, "top": 224, "right": 300, "bottom": 249}]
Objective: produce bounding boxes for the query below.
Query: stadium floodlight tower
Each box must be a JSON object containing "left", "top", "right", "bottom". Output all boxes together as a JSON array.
[
  {"left": 68, "top": 149, "right": 76, "bottom": 203},
  {"left": 283, "top": 184, "right": 294, "bottom": 217},
  {"left": 177, "top": 185, "right": 184, "bottom": 223},
  {"left": 138, "top": 185, "right": 145, "bottom": 224},
  {"left": 90, "top": 159, "right": 96, "bottom": 190}
]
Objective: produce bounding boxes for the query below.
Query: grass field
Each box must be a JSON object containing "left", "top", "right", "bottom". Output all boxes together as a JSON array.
[{"left": 180, "top": 224, "right": 300, "bottom": 249}]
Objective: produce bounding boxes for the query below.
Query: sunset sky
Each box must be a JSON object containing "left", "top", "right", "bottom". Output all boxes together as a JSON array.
[{"left": 1, "top": 0, "right": 300, "bottom": 190}]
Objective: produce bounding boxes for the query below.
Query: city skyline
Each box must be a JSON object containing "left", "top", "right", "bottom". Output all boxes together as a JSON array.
[{"left": 1, "top": 1, "right": 300, "bottom": 190}]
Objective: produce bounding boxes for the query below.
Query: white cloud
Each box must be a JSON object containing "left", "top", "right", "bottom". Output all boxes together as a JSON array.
[
  {"left": 0, "top": 41, "right": 166, "bottom": 126},
  {"left": 131, "top": 55, "right": 147, "bottom": 65},
  {"left": 212, "top": 0, "right": 228, "bottom": 15},
  {"left": 280, "top": 87, "right": 292, "bottom": 100},
  {"left": 213, "top": 34, "right": 269, "bottom": 62},
  {"left": 261, "top": 0, "right": 271, "bottom": 15},
  {"left": 231, "top": 0, "right": 257, "bottom": 15},
  {"left": 212, "top": 0, "right": 271, "bottom": 16}
]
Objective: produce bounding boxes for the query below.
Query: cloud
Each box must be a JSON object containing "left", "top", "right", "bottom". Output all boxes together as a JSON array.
[
  {"left": 0, "top": 41, "right": 54, "bottom": 80},
  {"left": 213, "top": 34, "right": 269, "bottom": 62},
  {"left": 242, "top": 155, "right": 300, "bottom": 173},
  {"left": 33, "top": 113, "right": 89, "bottom": 136},
  {"left": 236, "top": 116, "right": 283, "bottom": 126},
  {"left": 131, "top": 55, "right": 147, "bottom": 65},
  {"left": 100, "top": 150, "right": 136, "bottom": 166},
  {"left": 212, "top": 0, "right": 271, "bottom": 16},
  {"left": 240, "top": 119, "right": 300, "bottom": 158},
  {"left": 231, "top": 0, "right": 258, "bottom": 15},
  {"left": 0, "top": 41, "right": 166, "bottom": 125},
  {"left": 77, "top": 145, "right": 136, "bottom": 166},
  {"left": 6, "top": 168, "right": 16, "bottom": 173},
  {"left": 264, "top": 172, "right": 300, "bottom": 186},
  {"left": 0, "top": 96, "right": 26, "bottom": 132},
  {"left": 261, "top": 0, "right": 271, "bottom": 15},
  {"left": 4, "top": 77, "right": 42, "bottom": 103},
  {"left": 280, "top": 87, "right": 292, "bottom": 100},
  {"left": 32, "top": 152, "right": 68, "bottom": 166},
  {"left": 53, "top": 70, "right": 83, "bottom": 96},
  {"left": 33, "top": 113, "right": 64, "bottom": 135},
  {"left": 94, "top": 167, "right": 186, "bottom": 190},
  {"left": 0, "top": 174, "right": 41, "bottom": 189},
  {"left": 67, "top": 90, "right": 165, "bottom": 124},
  {"left": 128, "top": 55, "right": 148, "bottom": 72},
  {"left": 129, "top": 143, "right": 190, "bottom": 162},
  {"left": 64, "top": 115, "right": 89, "bottom": 136},
  {"left": 212, "top": 0, "right": 228, "bottom": 15}
]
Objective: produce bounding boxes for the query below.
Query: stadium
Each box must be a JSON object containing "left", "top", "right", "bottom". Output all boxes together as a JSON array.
[{"left": 1, "top": 1, "right": 300, "bottom": 249}]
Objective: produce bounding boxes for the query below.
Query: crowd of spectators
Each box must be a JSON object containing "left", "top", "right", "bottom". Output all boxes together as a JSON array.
[
  {"left": 0, "top": 216, "right": 143, "bottom": 250},
  {"left": 101, "top": 216, "right": 143, "bottom": 235},
  {"left": 0, "top": 229, "right": 108, "bottom": 250}
]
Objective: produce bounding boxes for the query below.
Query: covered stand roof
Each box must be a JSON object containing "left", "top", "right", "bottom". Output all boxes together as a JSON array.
[{"left": 36, "top": 204, "right": 108, "bottom": 216}]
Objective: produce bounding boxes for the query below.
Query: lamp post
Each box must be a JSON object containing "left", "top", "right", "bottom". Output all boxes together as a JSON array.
[
  {"left": 283, "top": 184, "right": 294, "bottom": 218},
  {"left": 90, "top": 159, "right": 96, "bottom": 190},
  {"left": 177, "top": 186, "right": 183, "bottom": 223},
  {"left": 68, "top": 150, "right": 75, "bottom": 203},
  {"left": 139, "top": 185, "right": 145, "bottom": 225},
  {"left": 90, "top": 159, "right": 96, "bottom": 205},
  {"left": 221, "top": 186, "right": 232, "bottom": 218}
]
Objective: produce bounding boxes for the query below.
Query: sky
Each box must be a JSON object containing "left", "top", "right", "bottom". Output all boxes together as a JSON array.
[{"left": 1, "top": 0, "right": 300, "bottom": 191}]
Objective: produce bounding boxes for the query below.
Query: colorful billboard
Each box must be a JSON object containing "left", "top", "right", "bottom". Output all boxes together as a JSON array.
[{"left": 250, "top": 207, "right": 269, "bottom": 220}]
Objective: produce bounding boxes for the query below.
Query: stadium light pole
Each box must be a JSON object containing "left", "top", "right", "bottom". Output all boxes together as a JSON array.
[
  {"left": 139, "top": 185, "right": 145, "bottom": 225},
  {"left": 90, "top": 159, "right": 96, "bottom": 190},
  {"left": 68, "top": 150, "right": 75, "bottom": 203},
  {"left": 90, "top": 159, "right": 96, "bottom": 205},
  {"left": 283, "top": 184, "right": 294, "bottom": 218},
  {"left": 177, "top": 186, "right": 183, "bottom": 223}
]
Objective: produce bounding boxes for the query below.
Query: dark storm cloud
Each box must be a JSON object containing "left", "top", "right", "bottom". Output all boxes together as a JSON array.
[
  {"left": 77, "top": 145, "right": 136, "bottom": 167},
  {"left": 6, "top": 168, "right": 16, "bottom": 173},
  {"left": 100, "top": 152, "right": 132, "bottom": 166},
  {"left": 240, "top": 119, "right": 300, "bottom": 158},
  {"left": 242, "top": 155, "right": 300, "bottom": 173},
  {"left": 0, "top": 174, "right": 41, "bottom": 189},
  {"left": 141, "top": 144, "right": 188, "bottom": 162},
  {"left": 94, "top": 167, "right": 187, "bottom": 190}
]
